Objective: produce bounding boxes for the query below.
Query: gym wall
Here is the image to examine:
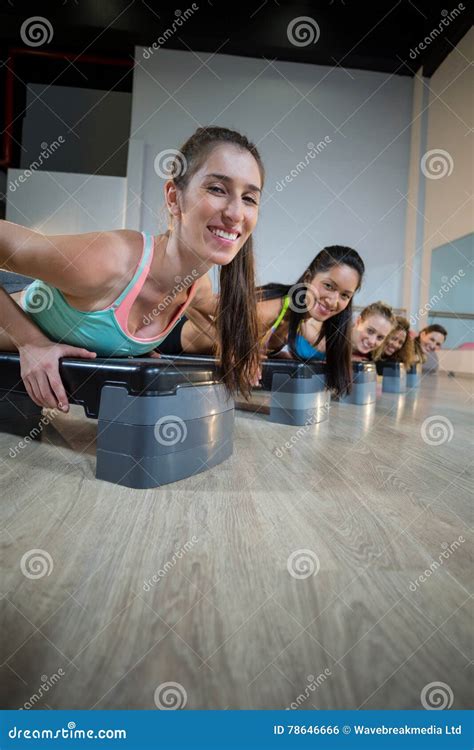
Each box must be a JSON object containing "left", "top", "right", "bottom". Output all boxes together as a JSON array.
[{"left": 127, "top": 48, "right": 413, "bottom": 308}]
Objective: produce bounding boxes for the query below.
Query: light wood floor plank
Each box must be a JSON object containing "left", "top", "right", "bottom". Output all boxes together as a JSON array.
[{"left": 0, "top": 374, "right": 472, "bottom": 708}]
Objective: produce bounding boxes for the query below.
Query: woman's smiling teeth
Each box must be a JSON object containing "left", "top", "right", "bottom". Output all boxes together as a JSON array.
[{"left": 209, "top": 226, "right": 240, "bottom": 241}]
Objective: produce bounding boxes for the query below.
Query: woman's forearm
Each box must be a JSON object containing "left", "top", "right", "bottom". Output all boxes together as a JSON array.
[{"left": 0, "top": 287, "right": 49, "bottom": 348}]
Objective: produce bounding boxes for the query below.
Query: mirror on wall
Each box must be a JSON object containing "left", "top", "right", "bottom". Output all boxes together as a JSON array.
[{"left": 428, "top": 233, "right": 474, "bottom": 349}]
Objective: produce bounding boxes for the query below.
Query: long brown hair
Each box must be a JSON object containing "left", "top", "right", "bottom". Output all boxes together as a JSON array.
[
  {"left": 259, "top": 246, "right": 365, "bottom": 396},
  {"left": 374, "top": 315, "right": 415, "bottom": 366},
  {"left": 171, "top": 127, "right": 264, "bottom": 396}
]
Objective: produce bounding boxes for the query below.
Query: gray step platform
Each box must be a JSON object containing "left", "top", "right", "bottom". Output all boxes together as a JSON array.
[
  {"left": 376, "top": 360, "right": 408, "bottom": 393},
  {"left": 406, "top": 363, "right": 422, "bottom": 389},
  {"left": 0, "top": 353, "right": 234, "bottom": 489},
  {"left": 160, "top": 354, "right": 330, "bottom": 427},
  {"left": 336, "top": 361, "right": 377, "bottom": 405}
]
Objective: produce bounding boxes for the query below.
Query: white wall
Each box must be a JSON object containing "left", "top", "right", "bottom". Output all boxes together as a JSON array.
[
  {"left": 128, "top": 49, "right": 413, "bottom": 307},
  {"left": 6, "top": 170, "right": 127, "bottom": 234}
]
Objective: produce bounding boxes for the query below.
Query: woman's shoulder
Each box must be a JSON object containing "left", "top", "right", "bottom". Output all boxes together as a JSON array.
[
  {"left": 87, "top": 229, "right": 144, "bottom": 287},
  {"left": 23, "top": 228, "right": 143, "bottom": 297},
  {"left": 257, "top": 296, "right": 285, "bottom": 327}
]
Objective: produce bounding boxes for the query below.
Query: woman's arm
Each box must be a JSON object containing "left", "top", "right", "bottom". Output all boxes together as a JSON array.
[
  {"left": 0, "top": 288, "right": 97, "bottom": 410},
  {"left": 0, "top": 286, "right": 47, "bottom": 349},
  {"left": 0, "top": 220, "right": 132, "bottom": 296},
  {"left": 184, "top": 274, "right": 219, "bottom": 350},
  {"left": 187, "top": 273, "right": 217, "bottom": 316},
  {"left": 0, "top": 219, "right": 120, "bottom": 408},
  {"left": 257, "top": 297, "right": 284, "bottom": 335}
]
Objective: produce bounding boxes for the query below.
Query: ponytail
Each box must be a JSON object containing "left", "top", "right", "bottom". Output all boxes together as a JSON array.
[{"left": 216, "top": 236, "right": 259, "bottom": 397}]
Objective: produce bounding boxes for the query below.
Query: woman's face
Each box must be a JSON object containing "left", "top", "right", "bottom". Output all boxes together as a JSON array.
[
  {"left": 304, "top": 264, "right": 360, "bottom": 322},
  {"left": 352, "top": 313, "right": 393, "bottom": 355},
  {"left": 384, "top": 327, "right": 407, "bottom": 357},
  {"left": 169, "top": 144, "right": 262, "bottom": 269},
  {"left": 419, "top": 330, "right": 445, "bottom": 353}
]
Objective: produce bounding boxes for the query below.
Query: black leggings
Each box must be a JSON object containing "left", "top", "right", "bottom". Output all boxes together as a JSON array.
[{"left": 156, "top": 315, "right": 187, "bottom": 354}]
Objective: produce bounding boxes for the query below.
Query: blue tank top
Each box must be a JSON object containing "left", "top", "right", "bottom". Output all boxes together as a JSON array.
[{"left": 294, "top": 333, "right": 326, "bottom": 361}]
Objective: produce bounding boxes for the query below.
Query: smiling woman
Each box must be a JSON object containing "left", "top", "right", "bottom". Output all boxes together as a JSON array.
[
  {"left": 351, "top": 301, "right": 396, "bottom": 360},
  {"left": 0, "top": 126, "right": 265, "bottom": 408},
  {"left": 257, "top": 246, "right": 365, "bottom": 396},
  {"left": 374, "top": 315, "right": 415, "bottom": 368},
  {"left": 414, "top": 323, "right": 448, "bottom": 373},
  {"left": 166, "top": 245, "right": 366, "bottom": 397}
]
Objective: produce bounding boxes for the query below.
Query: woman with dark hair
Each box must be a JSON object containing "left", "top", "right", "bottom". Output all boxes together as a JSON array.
[
  {"left": 257, "top": 246, "right": 365, "bottom": 396},
  {"left": 0, "top": 126, "right": 264, "bottom": 407},
  {"left": 373, "top": 315, "right": 415, "bottom": 367},
  {"left": 351, "top": 301, "right": 395, "bottom": 360},
  {"left": 159, "top": 245, "right": 365, "bottom": 397},
  {"left": 414, "top": 324, "right": 448, "bottom": 373}
]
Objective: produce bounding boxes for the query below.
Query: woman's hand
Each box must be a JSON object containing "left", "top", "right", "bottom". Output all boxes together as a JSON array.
[
  {"left": 251, "top": 364, "right": 262, "bottom": 387},
  {"left": 18, "top": 338, "right": 97, "bottom": 411}
]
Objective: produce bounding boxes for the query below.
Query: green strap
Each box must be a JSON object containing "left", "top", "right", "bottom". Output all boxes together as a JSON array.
[{"left": 271, "top": 295, "right": 290, "bottom": 334}]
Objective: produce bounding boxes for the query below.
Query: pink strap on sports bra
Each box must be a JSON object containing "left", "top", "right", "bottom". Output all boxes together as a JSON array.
[{"left": 114, "top": 233, "right": 197, "bottom": 342}]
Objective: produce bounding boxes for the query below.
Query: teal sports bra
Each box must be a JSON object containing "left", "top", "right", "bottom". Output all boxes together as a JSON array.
[
  {"left": 264, "top": 295, "right": 326, "bottom": 360},
  {"left": 20, "top": 232, "right": 197, "bottom": 357}
]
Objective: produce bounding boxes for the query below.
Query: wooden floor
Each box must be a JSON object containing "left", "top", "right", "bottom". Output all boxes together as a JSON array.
[{"left": 1, "top": 374, "right": 472, "bottom": 710}]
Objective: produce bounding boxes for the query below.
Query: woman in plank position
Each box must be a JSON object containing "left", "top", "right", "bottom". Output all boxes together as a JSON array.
[
  {"left": 351, "top": 301, "right": 395, "bottom": 360},
  {"left": 414, "top": 324, "right": 448, "bottom": 373},
  {"left": 0, "top": 126, "right": 264, "bottom": 409},
  {"left": 374, "top": 315, "right": 415, "bottom": 368},
  {"left": 159, "top": 245, "right": 366, "bottom": 397}
]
